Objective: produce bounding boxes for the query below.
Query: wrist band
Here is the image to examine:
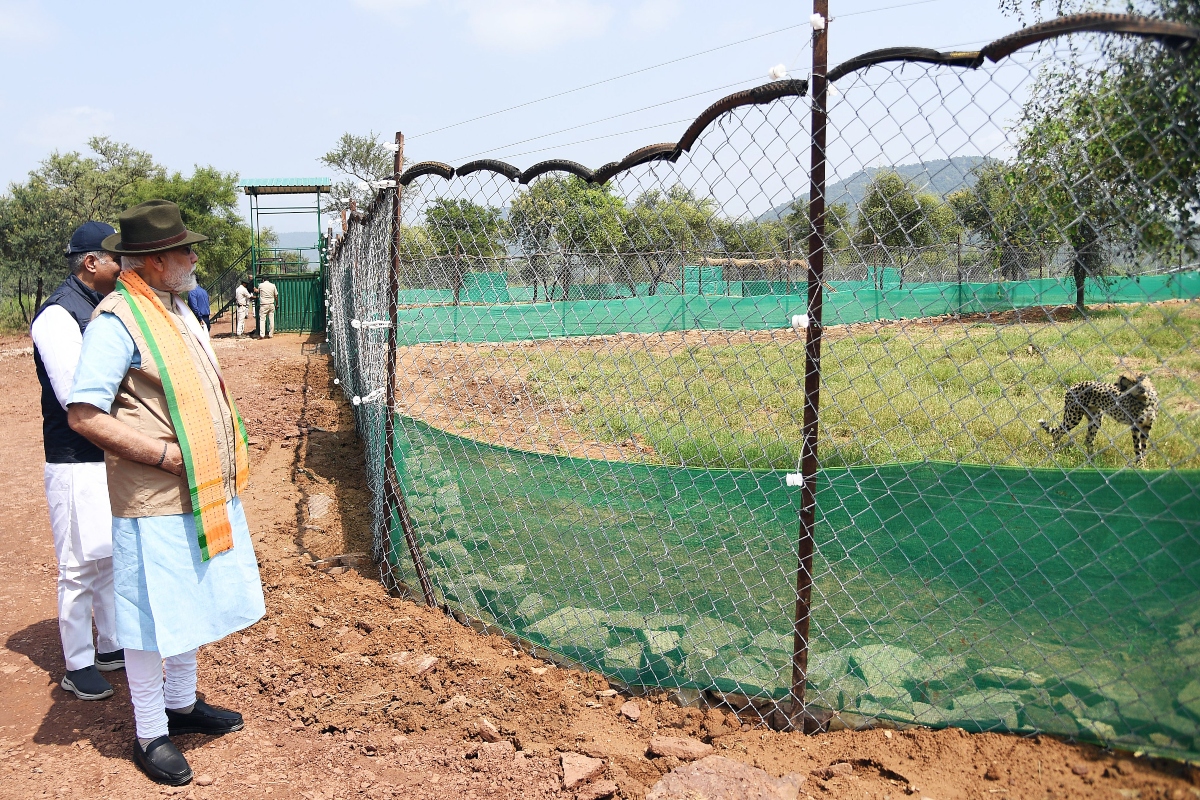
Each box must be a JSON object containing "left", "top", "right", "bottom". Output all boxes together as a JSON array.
[{"left": 156, "top": 443, "right": 168, "bottom": 468}]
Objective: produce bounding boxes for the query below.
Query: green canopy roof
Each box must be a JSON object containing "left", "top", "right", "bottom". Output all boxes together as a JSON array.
[{"left": 239, "top": 178, "right": 332, "bottom": 196}]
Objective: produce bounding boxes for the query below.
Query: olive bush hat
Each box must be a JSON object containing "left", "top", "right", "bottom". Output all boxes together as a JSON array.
[{"left": 102, "top": 200, "right": 207, "bottom": 255}]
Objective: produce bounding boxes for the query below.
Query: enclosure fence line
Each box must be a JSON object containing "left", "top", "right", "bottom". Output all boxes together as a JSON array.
[{"left": 326, "top": 11, "right": 1200, "bottom": 760}]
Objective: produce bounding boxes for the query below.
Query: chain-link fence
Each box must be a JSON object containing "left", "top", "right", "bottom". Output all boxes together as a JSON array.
[{"left": 326, "top": 13, "right": 1200, "bottom": 761}]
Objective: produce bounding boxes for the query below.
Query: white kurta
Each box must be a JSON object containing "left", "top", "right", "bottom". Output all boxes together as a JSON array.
[{"left": 69, "top": 299, "right": 265, "bottom": 659}]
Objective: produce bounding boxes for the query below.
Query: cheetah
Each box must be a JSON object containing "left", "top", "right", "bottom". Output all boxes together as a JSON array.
[{"left": 1039, "top": 374, "right": 1158, "bottom": 468}]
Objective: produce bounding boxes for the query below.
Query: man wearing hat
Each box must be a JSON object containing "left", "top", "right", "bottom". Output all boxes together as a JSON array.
[
  {"left": 30, "top": 222, "right": 125, "bottom": 702},
  {"left": 67, "top": 200, "right": 265, "bottom": 786}
]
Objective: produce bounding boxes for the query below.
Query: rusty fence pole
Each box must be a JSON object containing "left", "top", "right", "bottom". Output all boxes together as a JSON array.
[
  {"left": 790, "top": 0, "right": 829, "bottom": 733},
  {"left": 385, "top": 131, "right": 437, "bottom": 607}
]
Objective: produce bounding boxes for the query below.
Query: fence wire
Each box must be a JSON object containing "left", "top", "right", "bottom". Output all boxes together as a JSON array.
[{"left": 327, "top": 16, "right": 1200, "bottom": 761}]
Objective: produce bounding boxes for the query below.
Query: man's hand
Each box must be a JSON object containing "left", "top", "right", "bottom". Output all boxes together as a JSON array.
[
  {"left": 163, "top": 443, "right": 185, "bottom": 476},
  {"left": 68, "top": 403, "right": 185, "bottom": 475}
]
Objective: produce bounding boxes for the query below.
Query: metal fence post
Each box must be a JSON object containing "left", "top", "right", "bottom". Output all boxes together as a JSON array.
[
  {"left": 790, "top": 0, "right": 829, "bottom": 733},
  {"left": 385, "top": 131, "right": 437, "bottom": 607}
]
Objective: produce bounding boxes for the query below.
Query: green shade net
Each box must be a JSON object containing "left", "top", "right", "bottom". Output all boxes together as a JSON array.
[
  {"left": 383, "top": 418, "right": 1200, "bottom": 761},
  {"left": 392, "top": 270, "right": 1200, "bottom": 345}
]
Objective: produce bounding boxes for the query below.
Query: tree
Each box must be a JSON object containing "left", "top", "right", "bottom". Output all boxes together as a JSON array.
[
  {"left": 0, "top": 137, "right": 251, "bottom": 325},
  {"left": 129, "top": 165, "right": 250, "bottom": 285},
  {"left": 508, "top": 176, "right": 625, "bottom": 300},
  {"left": 424, "top": 199, "right": 508, "bottom": 304},
  {"left": 948, "top": 161, "right": 1056, "bottom": 279},
  {"left": 782, "top": 198, "right": 852, "bottom": 258},
  {"left": 319, "top": 132, "right": 395, "bottom": 216},
  {"left": 622, "top": 186, "right": 717, "bottom": 295},
  {"left": 998, "top": 0, "right": 1200, "bottom": 311},
  {"left": 854, "top": 171, "right": 959, "bottom": 285}
]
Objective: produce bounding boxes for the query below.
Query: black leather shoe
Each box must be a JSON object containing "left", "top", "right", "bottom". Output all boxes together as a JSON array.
[
  {"left": 166, "top": 699, "right": 244, "bottom": 736},
  {"left": 132, "top": 736, "right": 192, "bottom": 785}
]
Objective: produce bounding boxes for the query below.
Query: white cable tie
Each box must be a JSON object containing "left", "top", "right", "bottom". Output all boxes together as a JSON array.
[
  {"left": 381, "top": 142, "right": 400, "bottom": 153},
  {"left": 768, "top": 64, "right": 788, "bottom": 81},
  {"left": 373, "top": 179, "right": 397, "bottom": 189},
  {"left": 791, "top": 313, "right": 809, "bottom": 328},
  {"left": 355, "top": 181, "right": 370, "bottom": 192},
  {"left": 353, "top": 319, "right": 392, "bottom": 330},
  {"left": 358, "top": 387, "right": 385, "bottom": 405},
  {"left": 809, "top": 12, "right": 825, "bottom": 30},
  {"left": 785, "top": 473, "right": 804, "bottom": 487}
]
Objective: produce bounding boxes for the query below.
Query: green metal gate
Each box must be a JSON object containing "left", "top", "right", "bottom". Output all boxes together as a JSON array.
[{"left": 258, "top": 273, "right": 325, "bottom": 332}]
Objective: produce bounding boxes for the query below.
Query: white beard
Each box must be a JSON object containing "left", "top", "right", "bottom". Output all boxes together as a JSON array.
[{"left": 165, "top": 262, "right": 198, "bottom": 293}]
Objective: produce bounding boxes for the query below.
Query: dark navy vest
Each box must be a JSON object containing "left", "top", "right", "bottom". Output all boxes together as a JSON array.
[{"left": 33, "top": 275, "right": 106, "bottom": 463}]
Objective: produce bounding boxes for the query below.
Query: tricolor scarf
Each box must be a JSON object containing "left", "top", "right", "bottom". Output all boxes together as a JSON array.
[{"left": 116, "top": 270, "right": 250, "bottom": 560}]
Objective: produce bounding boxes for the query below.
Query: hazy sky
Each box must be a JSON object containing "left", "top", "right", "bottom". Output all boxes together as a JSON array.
[{"left": 1, "top": 0, "right": 1049, "bottom": 229}]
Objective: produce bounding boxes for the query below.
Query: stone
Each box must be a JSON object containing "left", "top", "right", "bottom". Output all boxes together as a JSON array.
[
  {"left": 1178, "top": 680, "right": 1200, "bottom": 719},
  {"left": 620, "top": 701, "right": 641, "bottom": 721},
  {"left": 984, "top": 763, "right": 1002, "bottom": 781},
  {"left": 605, "top": 643, "right": 644, "bottom": 672},
  {"left": 194, "top": 775, "right": 214, "bottom": 787},
  {"left": 1071, "top": 762, "right": 1091, "bottom": 776},
  {"left": 477, "top": 716, "right": 502, "bottom": 743},
  {"left": 477, "top": 741, "right": 515, "bottom": 760},
  {"left": 596, "top": 689, "right": 619, "bottom": 698},
  {"left": 640, "top": 629, "right": 682, "bottom": 654},
  {"left": 643, "top": 613, "right": 691, "bottom": 630},
  {"left": 309, "top": 617, "right": 325, "bottom": 629},
  {"left": 561, "top": 752, "right": 605, "bottom": 789},
  {"left": 1076, "top": 717, "right": 1117, "bottom": 743},
  {"left": 426, "top": 540, "right": 471, "bottom": 567},
  {"left": 678, "top": 617, "right": 750, "bottom": 654},
  {"left": 389, "top": 652, "right": 438, "bottom": 676},
  {"left": 497, "top": 564, "right": 527, "bottom": 584},
  {"left": 750, "top": 630, "right": 791, "bottom": 652},
  {"left": 974, "top": 666, "right": 1045, "bottom": 691},
  {"left": 647, "top": 755, "right": 804, "bottom": 800},
  {"left": 848, "top": 644, "right": 933, "bottom": 700},
  {"left": 515, "top": 593, "right": 549, "bottom": 625},
  {"left": 575, "top": 779, "right": 619, "bottom": 800},
  {"left": 648, "top": 736, "right": 713, "bottom": 761}
]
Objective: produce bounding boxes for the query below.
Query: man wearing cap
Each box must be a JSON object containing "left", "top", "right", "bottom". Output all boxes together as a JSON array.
[
  {"left": 234, "top": 277, "right": 253, "bottom": 337},
  {"left": 67, "top": 200, "right": 265, "bottom": 786},
  {"left": 30, "top": 222, "right": 125, "bottom": 702}
]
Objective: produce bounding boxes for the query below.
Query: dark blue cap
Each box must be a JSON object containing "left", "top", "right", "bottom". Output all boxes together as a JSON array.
[{"left": 65, "top": 221, "right": 117, "bottom": 256}]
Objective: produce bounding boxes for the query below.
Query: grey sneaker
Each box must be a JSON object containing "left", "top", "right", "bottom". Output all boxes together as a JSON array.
[
  {"left": 95, "top": 649, "right": 125, "bottom": 672},
  {"left": 61, "top": 666, "right": 114, "bottom": 700}
]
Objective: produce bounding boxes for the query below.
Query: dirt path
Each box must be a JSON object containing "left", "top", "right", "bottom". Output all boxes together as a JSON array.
[{"left": 0, "top": 331, "right": 1196, "bottom": 799}]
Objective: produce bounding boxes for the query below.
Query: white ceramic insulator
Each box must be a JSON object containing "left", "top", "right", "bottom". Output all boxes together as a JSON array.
[
  {"left": 785, "top": 473, "right": 804, "bottom": 487},
  {"left": 791, "top": 314, "right": 809, "bottom": 328}
]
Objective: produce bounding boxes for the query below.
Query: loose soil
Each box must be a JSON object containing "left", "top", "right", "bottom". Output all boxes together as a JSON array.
[{"left": 1, "top": 328, "right": 1197, "bottom": 799}]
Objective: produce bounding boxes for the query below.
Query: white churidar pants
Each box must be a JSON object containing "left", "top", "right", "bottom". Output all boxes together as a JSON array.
[
  {"left": 44, "top": 462, "right": 118, "bottom": 671},
  {"left": 235, "top": 304, "right": 249, "bottom": 336},
  {"left": 124, "top": 648, "right": 198, "bottom": 740}
]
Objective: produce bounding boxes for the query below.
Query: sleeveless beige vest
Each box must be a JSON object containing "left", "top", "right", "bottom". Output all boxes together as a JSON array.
[{"left": 92, "top": 288, "right": 240, "bottom": 518}]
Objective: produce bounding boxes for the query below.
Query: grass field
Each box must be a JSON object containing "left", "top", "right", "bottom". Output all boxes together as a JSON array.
[{"left": 522, "top": 301, "right": 1200, "bottom": 470}]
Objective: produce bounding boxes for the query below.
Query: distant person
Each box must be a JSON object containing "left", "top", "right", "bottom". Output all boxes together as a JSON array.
[
  {"left": 186, "top": 284, "right": 210, "bottom": 329},
  {"left": 29, "top": 221, "right": 124, "bottom": 701},
  {"left": 255, "top": 277, "right": 277, "bottom": 338},
  {"left": 67, "top": 200, "right": 264, "bottom": 786},
  {"left": 234, "top": 277, "right": 253, "bottom": 337}
]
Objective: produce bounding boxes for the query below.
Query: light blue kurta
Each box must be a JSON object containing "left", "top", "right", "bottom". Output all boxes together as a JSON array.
[{"left": 70, "top": 310, "right": 265, "bottom": 658}]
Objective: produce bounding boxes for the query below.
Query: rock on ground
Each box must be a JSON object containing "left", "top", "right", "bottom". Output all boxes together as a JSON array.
[
  {"left": 561, "top": 751, "right": 606, "bottom": 789},
  {"left": 647, "top": 755, "right": 805, "bottom": 800},
  {"left": 648, "top": 736, "right": 713, "bottom": 761}
]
